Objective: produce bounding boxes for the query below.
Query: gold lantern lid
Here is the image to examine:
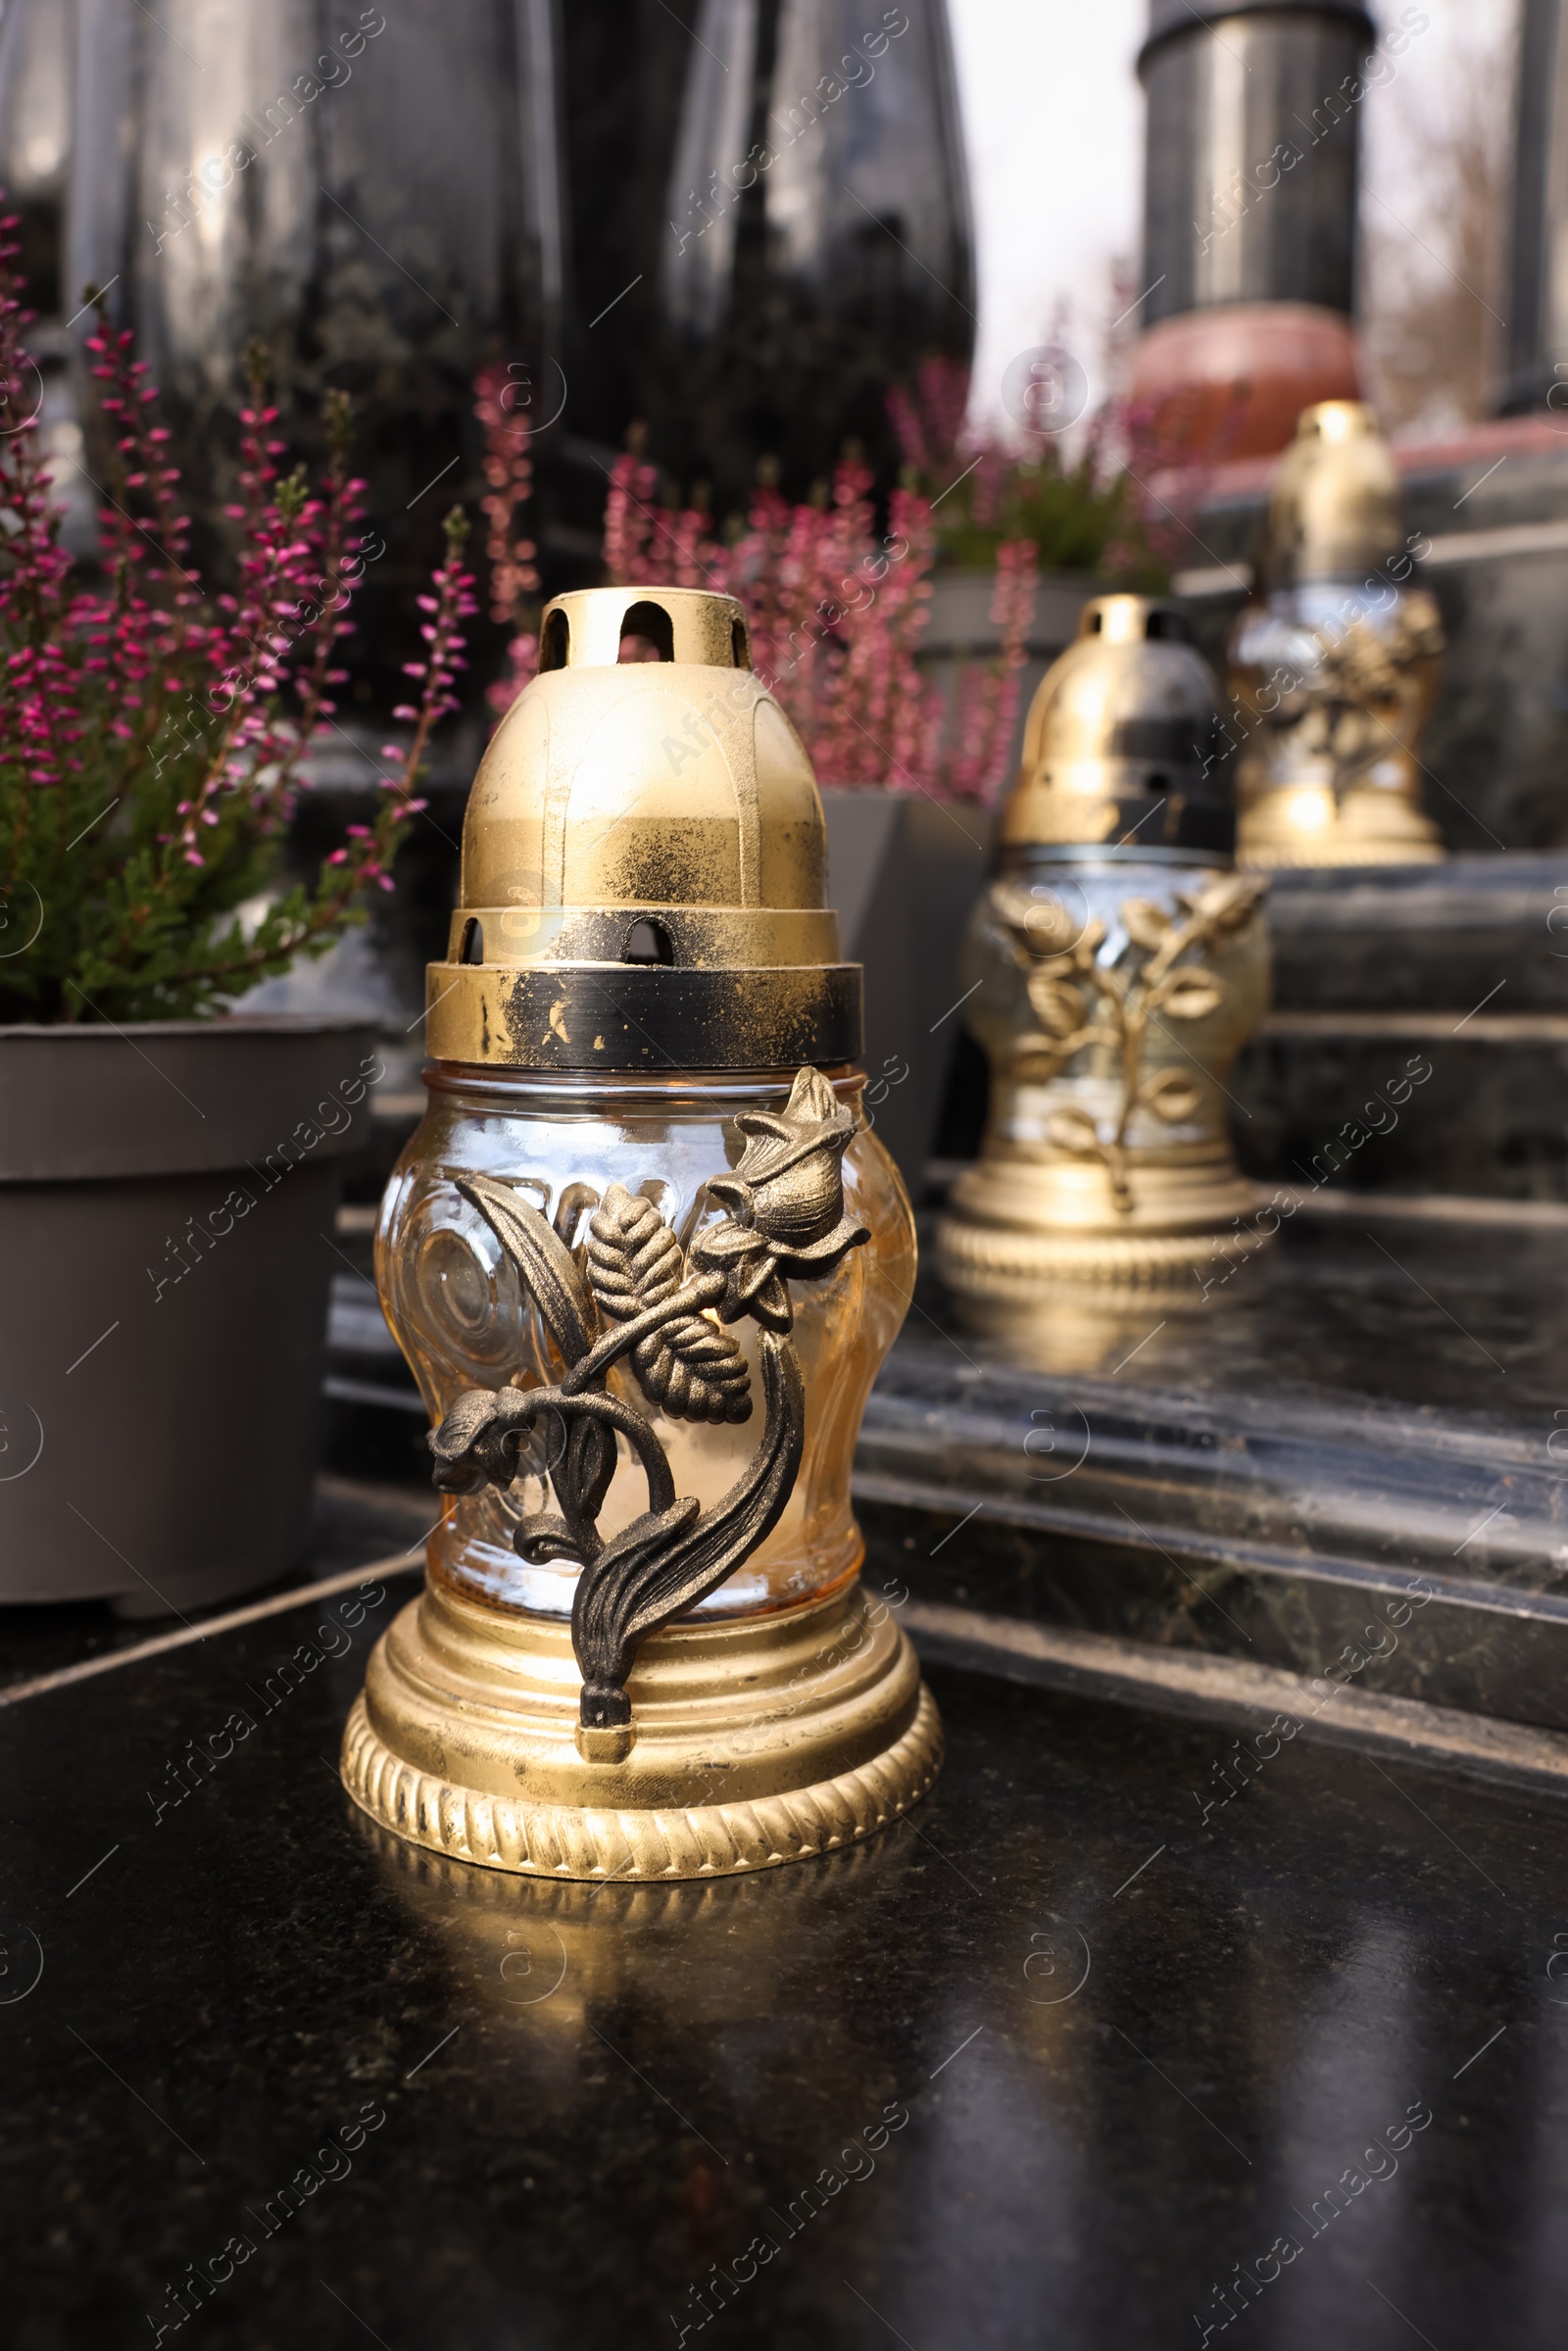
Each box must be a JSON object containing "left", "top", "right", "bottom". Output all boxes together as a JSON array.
[
  {"left": 424, "top": 586, "right": 861, "bottom": 1071},
  {"left": 1260, "top": 400, "right": 1404, "bottom": 587},
  {"left": 998, "top": 594, "right": 1231, "bottom": 863}
]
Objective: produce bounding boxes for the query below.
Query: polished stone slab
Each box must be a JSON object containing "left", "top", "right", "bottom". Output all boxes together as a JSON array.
[
  {"left": 3, "top": 1567, "right": 1566, "bottom": 2349},
  {"left": 1234, "top": 1010, "right": 1568, "bottom": 1200},
  {"left": 858, "top": 1207, "right": 1568, "bottom": 1740},
  {"left": 1261, "top": 856, "right": 1568, "bottom": 1013},
  {"left": 1221, "top": 854, "right": 1568, "bottom": 1199}
]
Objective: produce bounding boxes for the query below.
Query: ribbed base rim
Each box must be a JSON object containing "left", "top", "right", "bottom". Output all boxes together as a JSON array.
[
  {"left": 340, "top": 1682, "right": 943, "bottom": 1882},
  {"left": 936, "top": 1213, "right": 1274, "bottom": 1292},
  {"left": 1239, "top": 842, "right": 1446, "bottom": 868}
]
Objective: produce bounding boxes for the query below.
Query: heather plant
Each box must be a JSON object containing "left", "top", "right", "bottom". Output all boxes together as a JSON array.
[
  {"left": 888, "top": 356, "right": 1175, "bottom": 589},
  {"left": 599, "top": 444, "right": 1037, "bottom": 807},
  {"left": 474, "top": 360, "right": 542, "bottom": 718},
  {"left": 0, "top": 212, "right": 474, "bottom": 1027}
]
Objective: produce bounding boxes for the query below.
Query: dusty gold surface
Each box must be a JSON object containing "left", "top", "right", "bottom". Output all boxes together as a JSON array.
[
  {"left": 432, "top": 584, "right": 857, "bottom": 1067},
  {"left": 1001, "top": 593, "right": 1219, "bottom": 851},
  {"left": 462, "top": 587, "right": 826, "bottom": 921}
]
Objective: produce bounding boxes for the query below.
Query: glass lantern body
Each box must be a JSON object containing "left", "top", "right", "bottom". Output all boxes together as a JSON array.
[
  {"left": 1229, "top": 579, "right": 1444, "bottom": 812},
  {"left": 377, "top": 1064, "right": 913, "bottom": 1622},
  {"left": 961, "top": 852, "right": 1271, "bottom": 1175}
]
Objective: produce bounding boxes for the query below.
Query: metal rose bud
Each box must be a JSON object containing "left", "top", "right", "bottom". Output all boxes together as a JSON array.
[
  {"left": 1187, "top": 872, "right": 1267, "bottom": 936},
  {"left": 710, "top": 1065, "right": 854, "bottom": 1240},
  {"left": 707, "top": 1065, "right": 869, "bottom": 1271},
  {"left": 694, "top": 1066, "right": 870, "bottom": 1329}
]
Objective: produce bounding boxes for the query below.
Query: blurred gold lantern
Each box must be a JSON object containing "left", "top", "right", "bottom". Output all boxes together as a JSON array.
[
  {"left": 1230, "top": 401, "right": 1446, "bottom": 866},
  {"left": 939, "top": 595, "right": 1271, "bottom": 1293}
]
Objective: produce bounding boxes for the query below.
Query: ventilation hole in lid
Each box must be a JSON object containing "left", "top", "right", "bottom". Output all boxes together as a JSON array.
[
  {"left": 1144, "top": 609, "right": 1191, "bottom": 643},
  {"left": 539, "top": 609, "right": 569, "bottom": 670},
  {"left": 1088, "top": 610, "right": 1103, "bottom": 633},
  {"left": 618, "top": 600, "right": 675, "bottom": 662},
  {"left": 622, "top": 917, "right": 675, "bottom": 966},
  {"left": 731, "top": 617, "right": 751, "bottom": 668},
  {"left": 460, "top": 917, "right": 484, "bottom": 964},
  {"left": 1146, "top": 772, "right": 1170, "bottom": 795}
]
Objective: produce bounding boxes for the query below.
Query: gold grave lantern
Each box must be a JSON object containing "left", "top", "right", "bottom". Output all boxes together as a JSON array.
[
  {"left": 341, "top": 586, "right": 940, "bottom": 1880},
  {"left": 937, "top": 595, "right": 1271, "bottom": 1293},
  {"left": 1230, "top": 401, "right": 1446, "bottom": 867}
]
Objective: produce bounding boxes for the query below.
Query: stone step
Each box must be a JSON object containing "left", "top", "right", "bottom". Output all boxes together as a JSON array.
[
  {"left": 1234, "top": 1009, "right": 1568, "bottom": 1199},
  {"left": 326, "top": 1197, "right": 1568, "bottom": 1754},
  {"left": 1264, "top": 854, "right": 1568, "bottom": 1011},
  {"left": 1218, "top": 853, "right": 1568, "bottom": 1197},
  {"left": 855, "top": 1200, "right": 1568, "bottom": 1746}
]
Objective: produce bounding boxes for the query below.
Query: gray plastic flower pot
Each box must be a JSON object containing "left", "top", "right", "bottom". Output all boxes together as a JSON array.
[
  {"left": 820, "top": 790, "right": 988, "bottom": 1192},
  {"left": 0, "top": 1016, "right": 380, "bottom": 1615}
]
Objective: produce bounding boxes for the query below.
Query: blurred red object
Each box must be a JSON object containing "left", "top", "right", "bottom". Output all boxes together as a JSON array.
[{"left": 1129, "top": 301, "right": 1364, "bottom": 463}]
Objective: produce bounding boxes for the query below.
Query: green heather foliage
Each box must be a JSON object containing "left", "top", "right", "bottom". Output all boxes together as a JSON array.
[{"left": 887, "top": 357, "right": 1174, "bottom": 588}]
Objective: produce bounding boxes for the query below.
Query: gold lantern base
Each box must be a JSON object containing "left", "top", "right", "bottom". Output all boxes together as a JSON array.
[
  {"left": 937, "top": 1146, "right": 1272, "bottom": 1293},
  {"left": 341, "top": 1575, "right": 941, "bottom": 1882},
  {"left": 1237, "top": 784, "right": 1445, "bottom": 869}
]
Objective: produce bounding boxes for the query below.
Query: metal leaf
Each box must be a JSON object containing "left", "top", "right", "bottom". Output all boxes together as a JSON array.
[
  {"left": 1026, "top": 975, "right": 1087, "bottom": 1039},
  {"left": 1045, "top": 1107, "right": 1102, "bottom": 1154},
  {"left": 1160, "top": 968, "right": 1224, "bottom": 1021},
  {"left": 1121, "top": 898, "right": 1171, "bottom": 952},
  {"left": 586, "top": 1184, "right": 752, "bottom": 1424},
  {"left": 457, "top": 1172, "right": 597, "bottom": 1367},
  {"left": 572, "top": 1331, "right": 804, "bottom": 1723},
  {"left": 1142, "top": 1069, "right": 1202, "bottom": 1122}
]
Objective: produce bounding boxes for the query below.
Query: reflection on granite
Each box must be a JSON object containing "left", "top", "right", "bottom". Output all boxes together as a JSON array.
[
  {"left": 858, "top": 1213, "right": 1568, "bottom": 1734},
  {"left": 3, "top": 1584, "right": 1566, "bottom": 2348}
]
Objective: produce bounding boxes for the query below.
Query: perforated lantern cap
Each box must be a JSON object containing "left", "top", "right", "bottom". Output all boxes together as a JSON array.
[
  {"left": 425, "top": 586, "right": 862, "bottom": 1071},
  {"left": 999, "top": 594, "right": 1231, "bottom": 861}
]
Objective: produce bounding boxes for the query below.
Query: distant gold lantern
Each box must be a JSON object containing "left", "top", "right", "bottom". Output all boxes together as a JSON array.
[
  {"left": 1231, "top": 401, "right": 1446, "bottom": 866},
  {"left": 342, "top": 587, "right": 939, "bottom": 1880},
  {"left": 938, "top": 595, "right": 1271, "bottom": 1293}
]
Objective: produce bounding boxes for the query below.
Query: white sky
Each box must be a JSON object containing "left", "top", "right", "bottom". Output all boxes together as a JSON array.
[{"left": 946, "top": 0, "right": 1519, "bottom": 430}]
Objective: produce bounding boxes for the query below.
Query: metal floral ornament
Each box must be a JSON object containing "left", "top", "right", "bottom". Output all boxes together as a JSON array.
[
  {"left": 991, "top": 872, "right": 1267, "bottom": 1213},
  {"left": 693, "top": 1067, "right": 870, "bottom": 1327},
  {"left": 427, "top": 1067, "right": 868, "bottom": 1732}
]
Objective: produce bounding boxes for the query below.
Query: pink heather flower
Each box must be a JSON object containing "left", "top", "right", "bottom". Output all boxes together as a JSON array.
[{"left": 0, "top": 207, "right": 479, "bottom": 1025}]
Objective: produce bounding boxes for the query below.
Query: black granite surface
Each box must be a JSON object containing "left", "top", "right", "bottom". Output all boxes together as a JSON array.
[
  {"left": 5, "top": 1570, "right": 1567, "bottom": 2350},
  {"left": 1213, "top": 852, "right": 1568, "bottom": 1200},
  {"left": 1234, "top": 1014, "right": 1568, "bottom": 1200},
  {"left": 1261, "top": 856, "right": 1568, "bottom": 1013},
  {"left": 859, "top": 1211, "right": 1568, "bottom": 1737}
]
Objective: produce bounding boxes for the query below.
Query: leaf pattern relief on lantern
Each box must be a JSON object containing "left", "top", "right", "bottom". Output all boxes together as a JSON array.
[
  {"left": 375, "top": 1067, "right": 911, "bottom": 1731},
  {"left": 1229, "top": 582, "right": 1446, "bottom": 866},
  {"left": 967, "top": 865, "right": 1270, "bottom": 1218}
]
